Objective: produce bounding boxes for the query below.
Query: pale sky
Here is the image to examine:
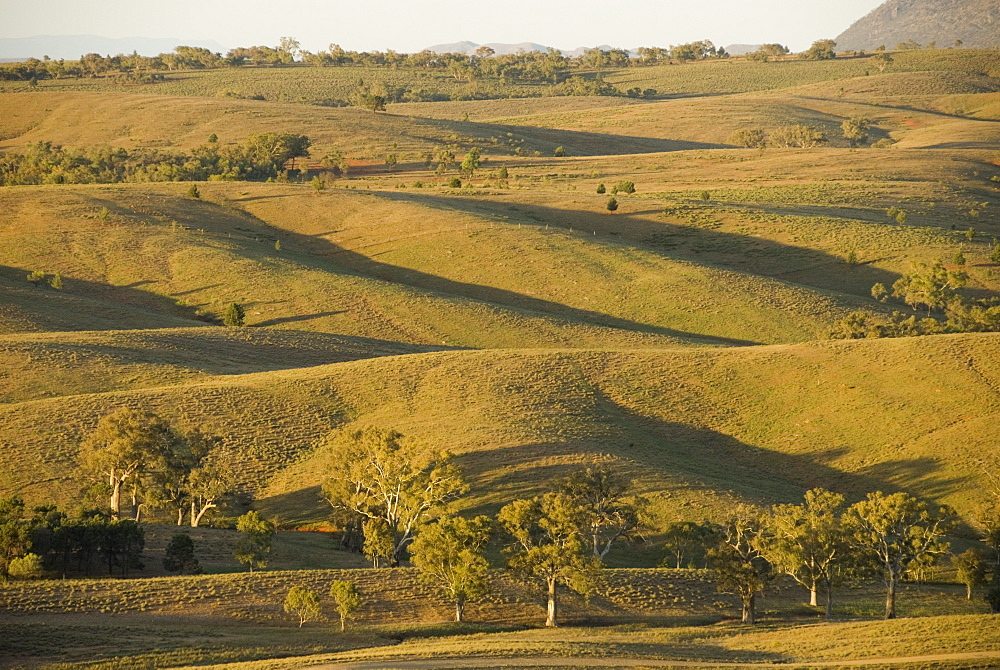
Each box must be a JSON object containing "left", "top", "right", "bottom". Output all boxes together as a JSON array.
[{"left": 0, "top": 0, "right": 885, "bottom": 53}]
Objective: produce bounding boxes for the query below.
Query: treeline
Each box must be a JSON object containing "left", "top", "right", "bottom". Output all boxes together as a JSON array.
[
  {"left": 0, "top": 39, "right": 732, "bottom": 84},
  {"left": 0, "top": 133, "right": 311, "bottom": 186},
  {"left": 313, "top": 427, "right": 999, "bottom": 626},
  {"left": 0, "top": 499, "right": 145, "bottom": 578},
  {"left": 5, "top": 420, "right": 998, "bottom": 628}
]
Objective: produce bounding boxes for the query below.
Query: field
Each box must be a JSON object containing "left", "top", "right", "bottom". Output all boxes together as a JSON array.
[{"left": 1, "top": 45, "right": 999, "bottom": 669}]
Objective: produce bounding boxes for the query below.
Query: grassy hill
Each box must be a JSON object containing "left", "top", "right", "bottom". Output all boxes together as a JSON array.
[
  {"left": 0, "top": 46, "right": 998, "bottom": 570},
  {"left": 2, "top": 334, "right": 997, "bottom": 554}
]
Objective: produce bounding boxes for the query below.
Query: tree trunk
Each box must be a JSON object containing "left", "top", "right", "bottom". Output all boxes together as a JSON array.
[
  {"left": 110, "top": 479, "right": 122, "bottom": 520},
  {"left": 809, "top": 585, "right": 818, "bottom": 607},
  {"left": 340, "top": 615, "right": 346, "bottom": 633},
  {"left": 177, "top": 507, "right": 184, "bottom": 526},
  {"left": 825, "top": 581, "right": 834, "bottom": 618},
  {"left": 742, "top": 592, "right": 756, "bottom": 624},
  {"left": 885, "top": 577, "right": 897, "bottom": 619},
  {"left": 455, "top": 596, "right": 465, "bottom": 622},
  {"left": 545, "top": 577, "right": 559, "bottom": 627},
  {"left": 967, "top": 583, "right": 973, "bottom": 600}
]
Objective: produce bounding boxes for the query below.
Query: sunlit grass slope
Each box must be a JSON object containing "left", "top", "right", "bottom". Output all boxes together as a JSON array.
[
  {"left": 0, "top": 328, "right": 450, "bottom": 403},
  {"left": 2, "top": 334, "right": 996, "bottom": 537},
  {"left": 0, "top": 183, "right": 870, "bottom": 347}
]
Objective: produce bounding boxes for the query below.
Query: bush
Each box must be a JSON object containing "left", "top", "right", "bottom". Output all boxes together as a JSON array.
[
  {"left": 223, "top": 302, "right": 246, "bottom": 327},
  {"left": 616, "top": 180, "right": 635, "bottom": 194},
  {"left": 729, "top": 128, "right": 766, "bottom": 148},
  {"left": 187, "top": 184, "right": 201, "bottom": 199},
  {"left": 448, "top": 177, "right": 462, "bottom": 188},
  {"left": 596, "top": 183, "right": 606, "bottom": 194},
  {"left": 606, "top": 197, "right": 619, "bottom": 212},
  {"left": 8, "top": 553, "right": 44, "bottom": 579},
  {"left": 163, "top": 534, "right": 202, "bottom": 575}
]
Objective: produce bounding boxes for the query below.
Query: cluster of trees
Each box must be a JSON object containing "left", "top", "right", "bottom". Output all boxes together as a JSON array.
[
  {"left": 0, "top": 133, "right": 311, "bottom": 186},
  {"left": 832, "top": 257, "right": 1000, "bottom": 339},
  {"left": 1, "top": 498, "right": 145, "bottom": 579},
  {"left": 312, "top": 427, "right": 996, "bottom": 626},
  {"left": 317, "top": 427, "right": 643, "bottom": 626},
  {"left": 77, "top": 407, "right": 234, "bottom": 526},
  {"left": 669, "top": 490, "right": 971, "bottom": 623},
  {"left": 728, "top": 125, "right": 828, "bottom": 149}
]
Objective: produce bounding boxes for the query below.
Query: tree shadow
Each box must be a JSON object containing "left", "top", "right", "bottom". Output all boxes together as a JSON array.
[
  {"left": 253, "top": 311, "right": 348, "bottom": 327},
  {"left": 0, "top": 264, "right": 211, "bottom": 332},
  {"left": 368, "top": 190, "right": 905, "bottom": 303},
  {"left": 175, "top": 198, "right": 759, "bottom": 346}
]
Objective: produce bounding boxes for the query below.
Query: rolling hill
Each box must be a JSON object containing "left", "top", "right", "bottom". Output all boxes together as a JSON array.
[{"left": 0, "top": 48, "right": 998, "bottom": 567}]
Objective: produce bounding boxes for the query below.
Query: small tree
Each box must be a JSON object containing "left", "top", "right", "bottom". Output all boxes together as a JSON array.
[
  {"left": 384, "top": 153, "right": 398, "bottom": 170},
  {"left": 27, "top": 270, "right": 46, "bottom": 287},
  {"left": 163, "top": 533, "right": 201, "bottom": 574},
  {"left": 49, "top": 272, "right": 63, "bottom": 290},
  {"left": 661, "top": 521, "right": 719, "bottom": 569},
  {"left": 448, "top": 177, "right": 462, "bottom": 188},
  {"left": 596, "top": 183, "right": 606, "bottom": 194},
  {"left": 233, "top": 511, "right": 274, "bottom": 573},
  {"left": 409, "top": 515, "right": 492, "bottom": 621},
  {"left": 803, "top": 39, "right": 837, "bottom": 60},
  {"left": 329, "top": 580, "right": 362, "bottom": 632},
  {"left": 558, "top": 466, "right": 644, "bottom": 559},
  {"left": 729, "top": 129, "right": 766, "bottom": 149},
  {"left": 701, "top": 191, "right": 711, "bottom": 202},
  {"left": 460, "top": 148, "right": 481, "bottom": 177},
  {"left": 845, "top": 491, "right": 954, "bottom": 619},
  {"left": 842, "top": 117, "right": 871, "bottom": 148},
  {"left": 954, "top": 548, "right": 987, "bottom": 600},
  {"left": 606, "top": 197, "right": 618, "bottom": 212},
  {"left": 223, "top": 302, "right": 246, "bottom": 327},
  {"left": 708, "top": 505, "right": 772, "bottom": 624},
  {"left": 498, "top": 493, "right": 599, "bottom": 627},
  {"left": 186, "top": 184, "right": 201, "bottom": 199},
  {"left": 284, "top": 585, "right": 322, "bottom": 627},
  {"left": 554, "top": 146, "right": 565, "bottom": 157}
]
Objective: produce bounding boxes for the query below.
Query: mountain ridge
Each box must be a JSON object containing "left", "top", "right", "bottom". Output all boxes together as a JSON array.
[{"left": 835, "top": 0, "right": 1000, "bottom": 50}]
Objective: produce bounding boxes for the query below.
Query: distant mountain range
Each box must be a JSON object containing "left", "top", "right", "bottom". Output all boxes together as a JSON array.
[
  {"left": 835, "top": 0, "right": 1000, "bottom": 50},
  {"left": 0, "top": 35, "right": 225, "bottom": 61}
]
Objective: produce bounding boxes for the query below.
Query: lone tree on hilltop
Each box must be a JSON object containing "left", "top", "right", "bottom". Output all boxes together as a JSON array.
[
  {"left": 845, "top": 491, "right": 954, "bottom": 619},
  {"left": 802, "top": 39, "right": 837, "bottom": 60},
  {"left": 410, "top": 515, "right": 492, "bottom": 622},
  {"left": 320, "top": 427, "right": 467, "bottom": 567}
]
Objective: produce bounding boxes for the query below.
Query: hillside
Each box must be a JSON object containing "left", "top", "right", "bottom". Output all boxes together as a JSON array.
[
  {"left": 0, "top": 49, "right": 998, "bottom": 569},
  {"left": 2, "top": 334, "right": 997, "bottom": 552},
  {"left": 836, "top": 0, "right": 1000, "bottom": 50}
]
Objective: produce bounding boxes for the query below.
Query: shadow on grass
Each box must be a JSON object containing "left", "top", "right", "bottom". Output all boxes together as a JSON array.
[{"left": 0, "top": 263, "right": 211, "bottom": 332}]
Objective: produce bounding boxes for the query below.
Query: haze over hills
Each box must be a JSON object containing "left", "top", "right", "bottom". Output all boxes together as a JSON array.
[
  {"left": 0, "top": 35, "right": 226, "bottom": 61},
  {"left": 836, "top": 0, "right": 1000, "bottom": 50}
]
